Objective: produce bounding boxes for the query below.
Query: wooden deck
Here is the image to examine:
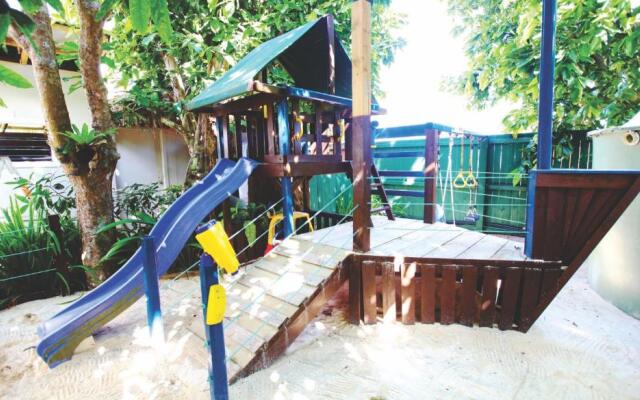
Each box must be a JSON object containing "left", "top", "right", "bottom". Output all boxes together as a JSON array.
[
  {"left": 187, "top": 216, "right": 527, "bottom": 382},
  {"left": 297, "top": 216, "right": 527, "bottom": 260}
]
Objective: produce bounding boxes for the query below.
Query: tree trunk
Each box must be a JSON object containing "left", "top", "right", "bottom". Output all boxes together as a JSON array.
[
  {"left": 75, "top": 0, "right": 120, "bottom": 280},
  {"left": 163, "top": 53, "right": 216, "bottom": 186},
  {"left": 8, "top": 8, "right": 72, "bottom": 147},
  {"left": 10, "top": 4, "right": 118, "bottom": 284}
]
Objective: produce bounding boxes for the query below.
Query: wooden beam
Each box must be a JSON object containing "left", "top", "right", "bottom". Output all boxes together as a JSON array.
[
  {"left": 205, "top": 93, "right": 280, "bottom": 117},
  {"left": 351, "top": 0, "right": 372, "bottom": 252},
  {"left": 314, "top": 105, "right": 323, "bottom": 156},
  {"left": 265, "top": 103, "right": 276, "bottom": 155},
  {"left": 326, "top": 15, "right": 336, "bottom": 94},
  {"left": 254, "top": 161, "right": 351, "bottom": 178},
  {"left": 423, "top": 129, "right": 438, "bottom": 223},
  {"left": 253, "top": 81, "right": 385, "bottom": 115}
]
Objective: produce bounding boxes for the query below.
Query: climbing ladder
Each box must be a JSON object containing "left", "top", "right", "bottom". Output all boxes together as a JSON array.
[{"left": 370, "top": 164, "right": 395, "bottom": 221}]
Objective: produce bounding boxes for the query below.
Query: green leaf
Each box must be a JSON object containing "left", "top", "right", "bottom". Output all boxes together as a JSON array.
[
  {"left": 99, "top": 235, "right": 141, "bottom": 263},
  {"left": 96, "top": 0, "right": 121, "bottom": 21},
  {"left": 100, "top": 56, "right": 115, "bottom": 69},
  {"left": 55, "top": 271, "right": 71, "bottom": 295},
  {"left": 0, "top": 97, "right": 6, "bottom": 108},
  {"left": 17, "top": 0, "right": 44, "bottom": 15},
  {"left": 45, "top": 0, "right": 64, "bottom": 14},
  {"left": 0, "top": 63, "right": 33, "bottom": 88},
  {"left": 129, "top": 0, "right": 151, "bottom": 33},
  {"left": 151, "top": 0, "right": 172, "bottom": 43},
  {"left": 0, "top": 12, "right": 10, "bottom": 46}
]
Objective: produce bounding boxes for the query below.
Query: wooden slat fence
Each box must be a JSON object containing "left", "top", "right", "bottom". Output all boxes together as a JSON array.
[
  {"left": 348, "top": 254, "right": 564, "bottom": 332},
  {"left": 310, "top": 124, "right": 593, "bottom": 235}
]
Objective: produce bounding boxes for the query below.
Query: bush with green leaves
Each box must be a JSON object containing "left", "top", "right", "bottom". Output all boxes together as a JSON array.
[
  {"left": 100, "top": 182, "right": 200, "bottom": 273},
  {"left": 0, "top": 197, "right": 85, "bottom": 309}
]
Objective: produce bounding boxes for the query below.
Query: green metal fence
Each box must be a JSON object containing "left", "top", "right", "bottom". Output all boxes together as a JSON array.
[{"left": 310, "top": 123, "right": 592, "bottom": 235}]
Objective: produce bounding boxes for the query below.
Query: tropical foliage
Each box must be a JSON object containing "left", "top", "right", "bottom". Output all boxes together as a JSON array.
[
  {"left": 103, "top": 0, "right": 406, "bottom": 181},
  {"left": 98, "top": 182, "right": 200, "bottom": 273},
  {"left": 0, "top": 0, "right": 66, "bottom": 105},
  {"left": 444, "top": 0, "right": 640, "bottom": 168},
  {"left": 0, "top": 175, "right": 85, "bottom": 309}
]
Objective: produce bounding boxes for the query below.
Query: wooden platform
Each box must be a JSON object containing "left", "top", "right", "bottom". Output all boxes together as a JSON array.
[
  {"left": 297, "top": 216, "right": 528, "bottom": 261},
  {"left": 187, "top": 216, "right": 530, "bottom": 382}
]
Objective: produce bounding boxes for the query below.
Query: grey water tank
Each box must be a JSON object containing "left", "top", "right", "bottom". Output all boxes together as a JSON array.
[{"left": 586, "top": 111, "right": 640, "bottom": 319}]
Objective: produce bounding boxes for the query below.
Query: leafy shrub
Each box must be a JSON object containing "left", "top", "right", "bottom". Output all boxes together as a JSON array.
[
  {"left": 226, "top": 202, "right": 270, "bottom": 260},
  {"left": 8, "top": 173, "right": 76, "bottom": 217},
  {"left": 101, "top": 183, "right": 200, "bottom": 273},
  {"left": 0, "top": 197, "right": 84, "bottom": 309}
]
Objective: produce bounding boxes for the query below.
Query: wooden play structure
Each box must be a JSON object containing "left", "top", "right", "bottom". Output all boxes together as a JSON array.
[
  {"left": 30, "top": 3, "right": 639, "bottom": 399},
  {"left": 184, "top": 1, "right": 640, "bottom": 397}
]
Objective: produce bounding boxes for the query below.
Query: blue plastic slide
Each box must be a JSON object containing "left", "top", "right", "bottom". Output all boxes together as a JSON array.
[{"left": 37, "top": 158, "right": 258, "bottom": 367}]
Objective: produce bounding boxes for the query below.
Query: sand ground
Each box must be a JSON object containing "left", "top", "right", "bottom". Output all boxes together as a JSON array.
[{"left": 1, "top": 266, "right": 639, "bottom": 400}]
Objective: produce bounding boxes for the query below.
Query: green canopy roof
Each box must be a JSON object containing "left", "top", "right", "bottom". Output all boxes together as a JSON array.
[{"left": 186, "top": 16, "right": 352, "bottom": 111}]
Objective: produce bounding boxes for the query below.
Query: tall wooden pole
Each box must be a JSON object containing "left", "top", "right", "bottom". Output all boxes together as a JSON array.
[
  {"left": 351, "top": 0, "right": 372, "bottom": 252},
  {"left": 537, "top": 0, "right": 557, "bottom": 170}
]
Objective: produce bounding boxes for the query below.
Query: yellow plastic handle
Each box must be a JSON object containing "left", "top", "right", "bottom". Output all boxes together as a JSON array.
[
  {"left": 453, "top": 171, "right": 467, "bottom": 188},
  {"left": 294, "top": 115, "right": 304, "bottom": 140},
  {"left": 195, "top": 221, "right": 240, "bottom": 275},
  {"left": 206, "top": 284, "right": 226, "bottom": 325},
  {"left": 465, "top": 172, "right": 478, "bottom": 188}
]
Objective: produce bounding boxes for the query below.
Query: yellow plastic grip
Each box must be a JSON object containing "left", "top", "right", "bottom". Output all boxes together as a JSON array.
[
  {"left": 206, "top": 284, "right": 226, "bottom": 325},
  {"left": 294, "top": 114, "right": 304, "bottom": 140},
  {"left": 465, "top": 172, "right": 478, "bottom": 188},
  {"left": 453, "top": 171, "right": 467, "bottom": 188},
  {"left": 195, "top": 221, "right": 240, "bottom": 274}
]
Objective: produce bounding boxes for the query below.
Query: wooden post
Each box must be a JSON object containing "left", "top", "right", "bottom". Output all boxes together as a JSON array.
[
  {"left": 199, "top": 254, "right": 229, "bottom": 400},
  {"left": 314, "top": 105, "right": 323, "bottom": 156},
  {"left": 326, "top": 15, "right": 336, "bottom": 94},
  {"left": 265, "top": 103, "right": 276, "bottom": 155},
  {"left": 214, "top": 117, "right": 225, "bottom": 161},
  {"left": 348, "top": 256, "right": 363, "bottom": 323},
  {"left": 277, "top": 98, "right": 295, "bottom": 237},
  {"left": 141, "top": 236, "right": 164, "bottom": 344},
  {"left": 351, "top": 0, "right": 372, "bottom": 252},
  {"left": 423, "top": 129, "right": 438, "bottom": 223}
]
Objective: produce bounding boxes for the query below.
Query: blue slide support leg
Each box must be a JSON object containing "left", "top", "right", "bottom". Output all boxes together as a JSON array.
[
  {"left": 142, "top": 236, "right": 164, "bottom": 343},
  {"left": 199, "top": 254, "right": 229, "bottom": 400}
]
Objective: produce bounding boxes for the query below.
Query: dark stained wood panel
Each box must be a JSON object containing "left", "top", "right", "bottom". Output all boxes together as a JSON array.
[
  {"left": 362, "top": 261, "right": 377, "bottom": 324},
  {"left": 529, "top": 172, "right": 640, "bottom": 266},
  {"left": 498, "top": 267, "right": 523, "bottom": 331},
  {"left": 460, "top": 265, "right": 478, "bottom": 326},
  {"left": 518, "top": 268, "right": 543, "bottom": 332},
  {"left": 401, "top": 262, "right": 416, "bottom": 324},
  {"left": 440, "top": 265, "right": 457, "bottom": 325},
  {"left": 479, "top": 266, "right": 499, "bottom": 327},
  {"left": 420, "top": 264, "right": 436, "bottom": 323},
  {"left": 381, "top": 262, "right": 396, "bottom": 322}
]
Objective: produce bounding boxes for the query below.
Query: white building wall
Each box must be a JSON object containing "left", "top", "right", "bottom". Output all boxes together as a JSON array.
[
  {"left": 0, "top": 61, "right": 92, "bottom": 127},
  {"left": 0, "top": 62, "right": 191, "bottom": 208}
]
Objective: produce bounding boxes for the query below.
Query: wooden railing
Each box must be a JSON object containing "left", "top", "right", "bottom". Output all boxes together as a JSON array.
[{"left": 347, "top": 254, "right": 564, "bottom": 332}]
